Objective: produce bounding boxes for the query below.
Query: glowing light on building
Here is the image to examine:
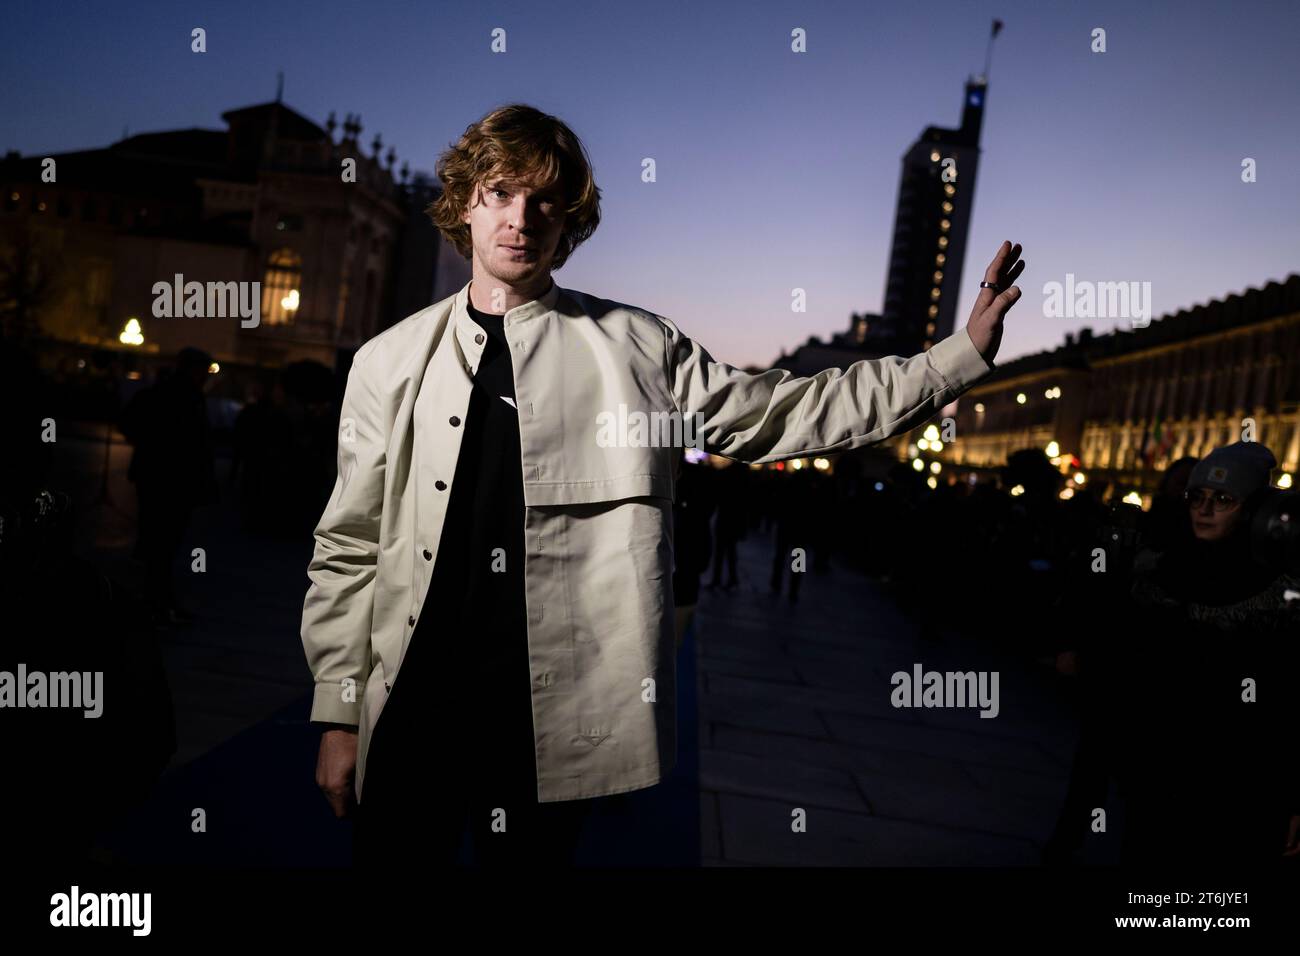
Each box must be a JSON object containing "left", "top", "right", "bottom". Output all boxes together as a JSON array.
[{"left": 118, "top": 318, "right": 144, "bottom": 346}]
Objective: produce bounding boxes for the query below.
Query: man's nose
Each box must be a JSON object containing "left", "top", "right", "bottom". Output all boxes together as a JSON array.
[{"left": 509, "top": 197, "right": 539, "bottom": 231}]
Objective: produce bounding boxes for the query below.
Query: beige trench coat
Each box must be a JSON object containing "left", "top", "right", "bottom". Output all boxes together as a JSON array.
[{"left": 300, "top": 279, "right": 994, "bottom": 803}]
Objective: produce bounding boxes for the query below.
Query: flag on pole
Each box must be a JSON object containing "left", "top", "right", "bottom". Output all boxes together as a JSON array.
[
  {"left": 1152, "top": 414, "right": 1173, "bottom": 463},
  {"left": 1139, "top": 414, "right": 1168, "bottom": 468},
  {"left": 992, "top": 19, "right": 1004, "bottom": 37}
]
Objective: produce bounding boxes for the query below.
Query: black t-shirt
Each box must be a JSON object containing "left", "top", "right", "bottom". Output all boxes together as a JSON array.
[
  {"left": 431, "top": 304, "right": 529, "bottom": 658},
  {"left": 365, "top": 301, "right": 536, "bottom": 798}
]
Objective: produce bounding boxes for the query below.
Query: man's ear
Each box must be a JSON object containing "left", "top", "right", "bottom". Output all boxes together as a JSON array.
[{"left": 461, "top": 183, "right": 479, "bottom": 224}]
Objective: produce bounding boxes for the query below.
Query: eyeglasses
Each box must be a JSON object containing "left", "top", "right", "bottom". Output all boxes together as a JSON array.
[{"left": 1183, "top": 489, "right": 1239, "bottom": 511}]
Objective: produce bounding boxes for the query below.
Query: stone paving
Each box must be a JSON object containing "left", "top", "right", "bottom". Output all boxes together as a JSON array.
[{"left": 693, "top": 530, "right": 1093, "bottom": 866}]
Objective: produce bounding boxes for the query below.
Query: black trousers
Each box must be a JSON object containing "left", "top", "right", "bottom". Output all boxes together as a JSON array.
[
  {"left": 352, "top": 606, "right": 591, "bottom": 868},
  {"left": 352, "top": 768, "right": 591, "bottom": 869}
]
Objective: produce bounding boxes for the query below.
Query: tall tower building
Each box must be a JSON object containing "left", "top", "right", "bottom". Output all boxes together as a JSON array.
[{"left": 876, "top": 76, "right": 988, "bottom": 356}]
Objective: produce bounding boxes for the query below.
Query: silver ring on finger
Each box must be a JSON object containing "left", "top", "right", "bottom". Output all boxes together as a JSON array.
[{"left": 979, "top": 281, "right": 1001, "bottom": 291}]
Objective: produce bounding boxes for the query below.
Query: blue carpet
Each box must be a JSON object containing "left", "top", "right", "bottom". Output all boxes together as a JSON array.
[{"left": 98, "top": 620, "right": 701, "bottom": 867}]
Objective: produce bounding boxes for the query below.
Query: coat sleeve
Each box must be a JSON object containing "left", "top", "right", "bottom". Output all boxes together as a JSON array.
[
  {"left": 660, "top": 315, "right": 995, "bottom": 464},
  {"left": 300, "top": 345, "right": 386, "bottom": 725}
]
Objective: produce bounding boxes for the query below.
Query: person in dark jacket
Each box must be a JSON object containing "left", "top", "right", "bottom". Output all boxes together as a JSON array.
[
  {"left": 1132, "top": 454, "right": 1199, "bottom": 573},
  {"left": 707, "top": 461, "right": 749, "bottom": 590},
  {"left": 671, "top": 451, "right": 716, "bottom": 646},
  {"left": 769, "top": 466, "right": 816, "bottom": 603},
  {"left": 118, "top": 347, "right": 219, "bottom": 625},
  {"left": 1, "top": 343, "right": 176, "bottom": 865},
  {"left": 1101, "top": 442, "right": 1298, "bottom": 864}
]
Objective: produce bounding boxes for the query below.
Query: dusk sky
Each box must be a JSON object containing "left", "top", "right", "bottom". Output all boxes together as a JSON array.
[{"left": 4, "top": 0, "right": 1297, "bottom": 368}]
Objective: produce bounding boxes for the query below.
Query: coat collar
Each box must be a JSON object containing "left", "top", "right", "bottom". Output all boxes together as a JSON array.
[
  {"left": 451, "top": 277, "right": 562, "bottom": 369},
  {"left": 454, "top": 277, "right": 561, "bottom": 326}
]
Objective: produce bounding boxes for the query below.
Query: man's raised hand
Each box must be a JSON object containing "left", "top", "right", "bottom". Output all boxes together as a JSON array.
[{"left": 964, "top": 240, "right": 1025, "bottom": 364}]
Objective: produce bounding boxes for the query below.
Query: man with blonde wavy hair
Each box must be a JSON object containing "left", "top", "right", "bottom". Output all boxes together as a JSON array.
[{"left": 303, "top": 103, "right": 1025, "bottom": 868}]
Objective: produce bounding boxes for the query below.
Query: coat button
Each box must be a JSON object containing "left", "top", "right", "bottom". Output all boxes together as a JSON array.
[
  {"left": 474, "top": 333, "right": 484, "bottom": 345},
  {"left": 449, "top": 415, "right": 461, "bottom": 427},
  {"left": 435, "top": 480, "right": 447, "bottom": 491},
  {"left": 422, "top": 549, "right": 432, "bottom": 561},
  {"left": 408, "top": 615, "right": 416, "bottom": 626}
]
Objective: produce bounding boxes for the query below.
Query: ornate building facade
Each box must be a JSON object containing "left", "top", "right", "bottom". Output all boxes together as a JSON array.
[
  {"left": 902, "top": 274, "right": 1300, "bottom": 502},
  {"left": 0, "top": 99, "right": 469, "bottom": 374}
]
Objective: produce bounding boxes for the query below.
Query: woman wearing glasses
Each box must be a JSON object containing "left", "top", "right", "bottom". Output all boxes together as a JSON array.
[{"left": 1113, "top": 440, "right": 1300, "bottom": 865}]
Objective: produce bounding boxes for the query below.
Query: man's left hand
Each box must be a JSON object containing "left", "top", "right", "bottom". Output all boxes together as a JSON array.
[{"left": 965, "top": 240, "right": 1025, "bottom": 364}]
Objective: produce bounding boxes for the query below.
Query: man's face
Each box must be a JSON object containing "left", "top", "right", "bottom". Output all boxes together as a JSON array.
[{"left": 461, "top": 174, "right": 566, "bottom": 289}]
